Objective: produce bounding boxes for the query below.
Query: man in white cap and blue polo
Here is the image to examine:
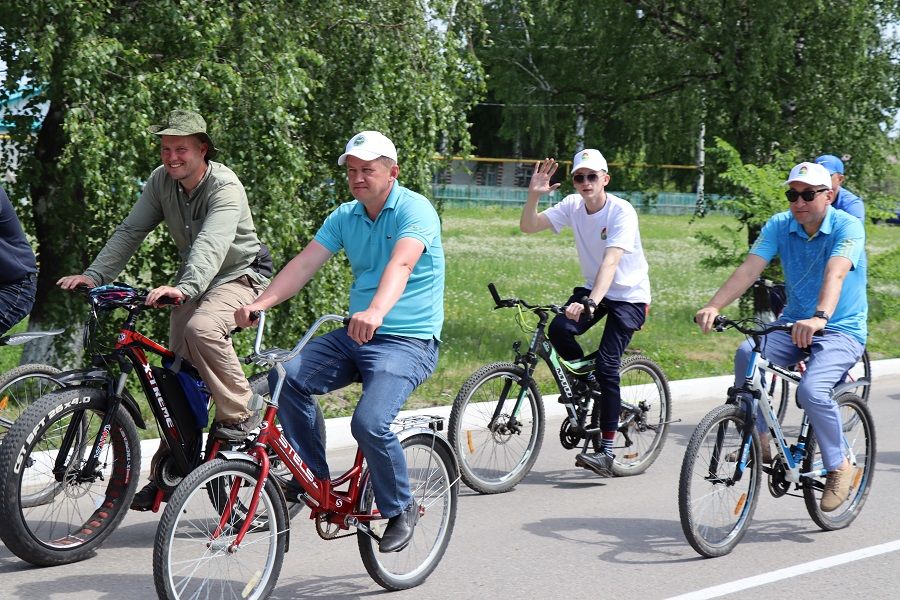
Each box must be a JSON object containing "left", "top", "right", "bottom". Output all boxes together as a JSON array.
[
  {"left": 695, "top": 161, "right": 867, "bottom": 512},
  {"left": 520, "top": 149, "right": 651, "bottom": 477},
  {"left": 236, "top": 131, "right": 444, "bottom": 552}
]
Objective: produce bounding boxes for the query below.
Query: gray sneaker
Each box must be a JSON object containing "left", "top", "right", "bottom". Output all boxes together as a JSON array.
[
  {"left": 213, "top": 411, "right": 262, "bottom": 441},
  {"left": 576, "top": 451, "right": 615, "bottom": 477}
]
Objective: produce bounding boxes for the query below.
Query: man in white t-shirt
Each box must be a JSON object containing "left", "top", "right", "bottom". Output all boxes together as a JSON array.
[{"left": 520, "top": 149, "right": 652, "bottom": 476}]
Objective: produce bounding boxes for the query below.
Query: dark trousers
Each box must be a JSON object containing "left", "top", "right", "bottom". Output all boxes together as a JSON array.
[
  {"left": 548, "top": 286, "right": 646, "bottom": 431},
  {"left": 0, "top": 274, "right": 37, "bottom": 336}
]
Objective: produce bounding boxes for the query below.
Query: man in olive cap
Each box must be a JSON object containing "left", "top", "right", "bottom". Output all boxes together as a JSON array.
[{"left": 58, "top": 109, "right": 270, "bottom": 510}]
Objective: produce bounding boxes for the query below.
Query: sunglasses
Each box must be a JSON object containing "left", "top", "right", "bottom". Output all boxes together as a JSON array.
[
  {"left": 785, "top": 188, "right": 828, "bottom": 202},
  {"left": 573, "top": 172, "right": 602, "bottom": 184}
]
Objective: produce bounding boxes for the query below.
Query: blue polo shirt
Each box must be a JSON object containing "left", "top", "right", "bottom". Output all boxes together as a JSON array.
[
  {"left": 833, "top": 187, "right": 864, "bottom": 222},
  {"left": 750, "top": 207, "right": 867, "bottom": 344},
  {"left": 314, "top": 182, "right": 444, "bottom": 340}
]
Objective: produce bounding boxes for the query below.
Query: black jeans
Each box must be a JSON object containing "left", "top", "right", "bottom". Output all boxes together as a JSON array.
[
  {"left": 548, "top": 286, "right": 647, "bottom": 432},
  {"left": 0, "top": 274, "right": 37, "bottom": 336}
]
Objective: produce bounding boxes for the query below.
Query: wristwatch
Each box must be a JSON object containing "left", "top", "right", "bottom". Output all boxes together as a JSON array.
[{"left": 812, "top": 310, "right": 831, "bottom": 322}]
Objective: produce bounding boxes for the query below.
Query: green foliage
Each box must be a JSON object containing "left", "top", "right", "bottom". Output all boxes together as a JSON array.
[
  {"left": 1, "top": 0, "right": 485, "bottom": 362},
  {"left": 471, "top": 0, "right": 900, "bottom": 196}
]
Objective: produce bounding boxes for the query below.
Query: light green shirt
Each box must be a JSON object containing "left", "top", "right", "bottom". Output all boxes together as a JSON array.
[{"left": 84, "top": 161, "right": 267, "bottom": 299}]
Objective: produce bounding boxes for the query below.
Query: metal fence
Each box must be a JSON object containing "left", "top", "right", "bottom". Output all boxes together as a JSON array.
[{"left": 432, "top": 184, "right": 730, "bottom": 215}]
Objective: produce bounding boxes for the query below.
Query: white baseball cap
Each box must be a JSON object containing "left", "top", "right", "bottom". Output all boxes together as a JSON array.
[
  {"left": 572, "top": 148, "right": 608, "bottom": 173},
  {"left": 785, "top": 162, "right": 832, "bottom": 189},
  {"left": 338, "top": 131, "right": 398, "bottom": 166}
]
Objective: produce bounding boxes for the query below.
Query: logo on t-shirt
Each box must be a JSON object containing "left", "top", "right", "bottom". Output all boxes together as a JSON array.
[{"left": 600, "top": 227, "right": 607, "bottom": 240}]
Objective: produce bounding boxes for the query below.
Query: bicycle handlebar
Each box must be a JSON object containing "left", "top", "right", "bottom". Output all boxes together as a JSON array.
[
  {"left": 711, "top": 315, "right": 794, "bottom": 335},
  {"left": 486, "top": 282, "right": 564, "bottom": 314},
  {"left": 244, "top": 312, "right": 350, "bottom": 367}
]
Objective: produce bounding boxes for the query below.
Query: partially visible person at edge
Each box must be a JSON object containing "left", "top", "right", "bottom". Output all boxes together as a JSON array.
[
  {"left": 0, "top": 185, "right": 37, "bottom": 336},
  {"left": 695, "top": 161, "right": 866, "bottom": 513},
  {"left": 235, "top": 131, "right": 444, "bottom": 553},
  {"left": 57, "top": 109, "right": 271, "bottom": 510},
  {"left": 519, "top": 150, "right": 651, "bottom": 478},
  {"left": 815, "top": 154, "right": 864, "bottom": 221}
]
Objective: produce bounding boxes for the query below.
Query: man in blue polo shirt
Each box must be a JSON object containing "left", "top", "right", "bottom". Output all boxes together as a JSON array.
[
  {"left": 695, "top": 161, "right": 866, "bottom": 513},
  {"left": 235, "top": 130, "right": 443, "bottom": 552}
]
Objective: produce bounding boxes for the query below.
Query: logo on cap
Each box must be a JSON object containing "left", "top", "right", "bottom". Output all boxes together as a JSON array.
[
  {"left": 582, "top": 151, "right": 590, "bottom": 159},
  {"left": 799, "top": 166, "right": 808, "bottom": 175},
  {"left": 353, "top": 135, "right": 366, "bottom": 146}
]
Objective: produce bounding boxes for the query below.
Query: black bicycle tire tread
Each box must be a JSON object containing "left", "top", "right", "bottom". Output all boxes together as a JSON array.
[{"left": 0, "top": 386, "right": 140, "bottom": 566}]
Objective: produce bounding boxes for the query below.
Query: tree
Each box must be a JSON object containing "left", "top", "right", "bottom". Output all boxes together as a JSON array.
[
  {"left": 0, "top": 0, "right": 484, "bottom": 363},
  {"left": 471, "top": 0, "right": 900, "bottom": 194}
]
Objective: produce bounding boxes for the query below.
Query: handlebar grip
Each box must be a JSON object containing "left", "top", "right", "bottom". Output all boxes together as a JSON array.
[{"left": 488, "top": 283, "right": 502, "bottom": 306}]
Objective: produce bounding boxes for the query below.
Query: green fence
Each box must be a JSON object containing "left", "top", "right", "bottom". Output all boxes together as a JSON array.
[{"left": 432, "top": 184, "right": 730, "bottom": 215}]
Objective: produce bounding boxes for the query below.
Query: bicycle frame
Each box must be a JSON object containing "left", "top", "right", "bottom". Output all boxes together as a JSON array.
[
  {"left": 216, "top": 312, "right": 448, "bottom": 550},
  {"left": 57, "top": 291, "right": 213, "bottom": 490}
]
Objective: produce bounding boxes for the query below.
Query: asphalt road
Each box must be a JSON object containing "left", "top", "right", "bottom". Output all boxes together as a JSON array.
[{"left": 1, "top": 371, "right": 898, "bottom": 599}]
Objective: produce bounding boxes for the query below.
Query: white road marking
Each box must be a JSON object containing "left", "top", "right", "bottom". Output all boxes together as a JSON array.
[{"left": 665, "top": 539, "right": 900, "bottom": 600}]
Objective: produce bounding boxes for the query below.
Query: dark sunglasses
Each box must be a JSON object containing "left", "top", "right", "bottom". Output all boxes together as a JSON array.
[
  {"left": 573, "top": 172, "right": 601, "bottom": 184},
  {"left": 785, "top": 188, "right": 828, "bottom": 203}
]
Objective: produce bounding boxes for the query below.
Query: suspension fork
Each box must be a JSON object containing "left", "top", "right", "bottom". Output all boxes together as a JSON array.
[
  {"left": 57, "top": 369, "right": 129, "bottom": 482},
  {"left": 488, "top": 333, "right": 542, "bottom": 429}
]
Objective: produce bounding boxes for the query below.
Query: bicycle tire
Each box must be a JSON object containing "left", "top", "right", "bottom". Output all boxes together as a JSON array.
[
  {"left": 448, "top": 362, "right": 544, "bottom": 494},
  {"left": 153, "top": 458, "right": 287, "bottom": 599},
  {"left": 357, "top": 432, "right": 458, "bottom": 590},
  {"left": 589, "top": 354, "right": 671, "bottom": 476},
  {"left": 0, "top": 363, "right": 64, "bottom": 438},
  {"left": 679, "top": 403, "right": 762, "bottom": 558},
  {"left": 0, "top": 386, "right": 141, "bottom": 566},
  {"left": 802, "top": 393, "right": 875, "bottom": 531}
]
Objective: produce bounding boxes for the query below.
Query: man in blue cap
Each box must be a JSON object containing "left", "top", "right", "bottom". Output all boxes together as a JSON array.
[{"left": 814, "top": 154, "right": 864, "bottom": 221}]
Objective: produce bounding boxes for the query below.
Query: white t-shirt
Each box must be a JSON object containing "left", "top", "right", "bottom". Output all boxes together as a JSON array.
[{"left": 543, "top": 192, "right": 651, "bottom": 304}]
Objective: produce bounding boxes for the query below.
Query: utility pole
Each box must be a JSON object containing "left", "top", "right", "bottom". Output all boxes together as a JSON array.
[{"left": 575, "top": 105, "right": 586, "bottom": 151}]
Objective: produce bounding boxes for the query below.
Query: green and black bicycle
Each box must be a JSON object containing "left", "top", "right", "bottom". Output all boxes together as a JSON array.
[{"left": 448, "top": 283, "right": 673, "bottom": 494}]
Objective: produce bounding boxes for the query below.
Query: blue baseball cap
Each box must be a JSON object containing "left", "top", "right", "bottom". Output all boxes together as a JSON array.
[{"left": 814, "top": 154, "right": 844, "bottom": 175}]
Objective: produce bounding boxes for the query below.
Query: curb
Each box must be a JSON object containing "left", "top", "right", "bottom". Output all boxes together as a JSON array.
[{"left": 138, "top": 358, "right": 900, "bottom": 472}]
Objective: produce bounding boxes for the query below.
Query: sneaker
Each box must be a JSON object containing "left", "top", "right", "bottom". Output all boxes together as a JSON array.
[
  {"left": 213, "top": 411, "right": 262, "bottom": 441},
  {"left": 575, "top": 451, "right": 615, "bottom": 477},
  {"left": 821, "top": 467, "right": 855, "bottom": 512},
  {"left": 130, "top": 482, "right": 170, "bottom": 511}
]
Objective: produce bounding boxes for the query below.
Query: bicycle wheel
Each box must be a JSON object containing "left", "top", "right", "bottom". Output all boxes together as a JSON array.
[
  {"left": 357, "top": 433, "right": 458, "bottom": 590},
  {"left": 589, "top": 354, "right": 671, "bottom": 476},
  {"left": 0, "top": 386, "right": 141, "bottom": 566},
  {"left": 679, "top": 403, "right": 762, "bottom": 558},
  {"left": 802, "top": 393, "right": 875, "bottom": 531},
  {"left": 448, "top": 362, "right": 544, "bottom": 494},
  {"left": 0, "top": 363, "right": 63, "bottom": 438},
  {"left": 154, "top": 458, "right": 287, "bottom": 600}
]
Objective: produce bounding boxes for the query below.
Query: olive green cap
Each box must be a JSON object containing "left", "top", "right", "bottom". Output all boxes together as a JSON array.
[{"left": 148, "top": 109, "right": 218, "bottom": 160}]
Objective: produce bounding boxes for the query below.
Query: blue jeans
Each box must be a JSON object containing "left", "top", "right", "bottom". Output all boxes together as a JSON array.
[
  {"left": 271, "top": 328, "right": 439, "bottom": 518},
  {"left": 0, "top": 274, "right": 37, "bottom": 336},
  {"left": 548, "top": 287, "right": 647, "bottom": 431},
  {"left": 733, "top": 324, "right": 864, "bottom": 471}
]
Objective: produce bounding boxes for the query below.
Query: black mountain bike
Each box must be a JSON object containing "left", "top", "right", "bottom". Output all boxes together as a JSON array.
[{"left": 448, "top": 283, "right": 672, "bottom": 494}]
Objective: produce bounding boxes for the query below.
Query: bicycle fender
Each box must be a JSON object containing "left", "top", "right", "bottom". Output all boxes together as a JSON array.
[
  {"left": 211, "top": 451, "right": 292, "bottom": 553},
  {"left": 833, "top": 379, "right": 870, "bottom": 398}
]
